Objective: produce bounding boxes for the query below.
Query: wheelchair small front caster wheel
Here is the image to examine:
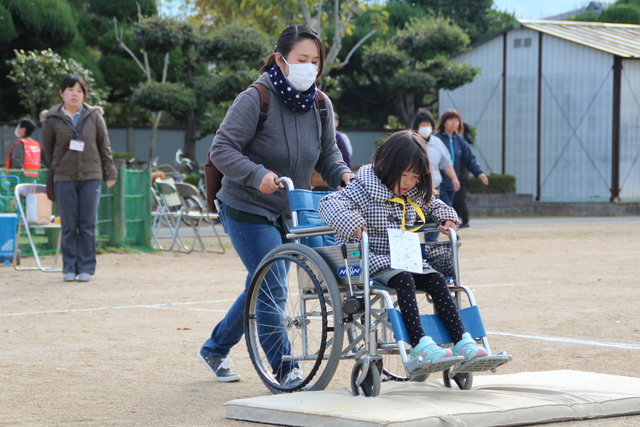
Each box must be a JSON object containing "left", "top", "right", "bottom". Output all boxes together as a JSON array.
[
  {"left": 443, "top": 369, "right": 473, "bottom": 390},
  {"left": 351, "top": 358, "right": 381, "bottom": 397}
]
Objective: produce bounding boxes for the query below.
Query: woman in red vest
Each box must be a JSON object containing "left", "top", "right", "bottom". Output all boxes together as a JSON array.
[{"left": 5, "top": 118, "right": 41, "bottom": 177}]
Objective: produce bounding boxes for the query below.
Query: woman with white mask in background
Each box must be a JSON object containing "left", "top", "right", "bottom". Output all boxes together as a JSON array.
[
  {"left": 197, "top": 25, "right": 353, "bottom": 387},
  {"left": 411, "top": 109, "right": 459, "bottom": 204},
  {"left": 411, "top": 109, "right": 459, "bottom": 242}
]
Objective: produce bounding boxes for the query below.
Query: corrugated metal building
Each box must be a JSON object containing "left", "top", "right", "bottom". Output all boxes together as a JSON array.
[{"left": 438, "top": 20, "right": 640, "bottom": 202}]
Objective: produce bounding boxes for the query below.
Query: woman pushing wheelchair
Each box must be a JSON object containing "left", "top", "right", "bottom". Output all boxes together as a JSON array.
[{"left": 197, "top": 25, "right": 352, "bottom": 385}]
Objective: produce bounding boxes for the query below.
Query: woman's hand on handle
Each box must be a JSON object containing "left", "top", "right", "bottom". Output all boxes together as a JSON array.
[
  {"left": 337, "top": 172, "right": 355, "bottom": 189},
  {"left": 259, "top": 172, "right": 283, "bottom": 194},
  {"left": 438, "top": 220, "right": 457, "bottom": 236}
]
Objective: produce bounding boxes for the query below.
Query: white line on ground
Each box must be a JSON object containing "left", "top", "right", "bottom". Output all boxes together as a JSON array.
[
  {"left": 5, "top": 299, "right": 639, "bottom": 351},
  {"left": 489, "top": 331, "right": 640, "bottom": 350},
  {"left": 473, "top": 283, "right": 529, "bottom": 288},
  {"left": 0, "top": 299, "right": 236, "bottom": 317}
]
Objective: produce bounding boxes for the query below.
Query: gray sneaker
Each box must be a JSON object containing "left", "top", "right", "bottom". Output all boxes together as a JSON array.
[
  {"left": 197, "top": 351, "right": 241, "bottom": 382},
  {"left": 77, "top": 273, "right": 92, "bottom": 282},
  {"left": 281, "top": 367, "right": 304, "bottom": 388},
  {"left": 63, "top": 273, "right": 76, "bottom": 282}
]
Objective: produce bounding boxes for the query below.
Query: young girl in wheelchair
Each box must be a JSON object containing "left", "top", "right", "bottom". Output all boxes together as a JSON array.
[{"left": 318, "top": 130, "right": 487, "bottom": 363}]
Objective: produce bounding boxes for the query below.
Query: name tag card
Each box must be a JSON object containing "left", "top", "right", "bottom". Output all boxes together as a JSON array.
[
  {"left": 388, "top": 228, "right": 423, "bottom": 273},
  {"left": 69, "top": 139, "right": 85, "bottom": 151}
]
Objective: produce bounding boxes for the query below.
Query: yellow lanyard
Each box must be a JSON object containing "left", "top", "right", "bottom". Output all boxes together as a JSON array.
[{"left": 388, "top": 196, "right": 425, "bottom": 233}]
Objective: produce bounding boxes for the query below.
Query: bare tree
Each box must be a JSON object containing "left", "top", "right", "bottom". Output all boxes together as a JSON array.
[{"left": 114, "top": 15, "right": 170, "bottom": 162}]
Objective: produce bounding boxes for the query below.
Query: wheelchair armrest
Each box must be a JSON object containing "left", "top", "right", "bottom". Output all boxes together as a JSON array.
[{"left": 286, "top": 225, "right": 334, "bottom": 240}]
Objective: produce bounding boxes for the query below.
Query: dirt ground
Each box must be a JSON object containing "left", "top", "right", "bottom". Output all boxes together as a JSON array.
[{"left": 2, "top": 216, "right": 640, "bottom": 426}]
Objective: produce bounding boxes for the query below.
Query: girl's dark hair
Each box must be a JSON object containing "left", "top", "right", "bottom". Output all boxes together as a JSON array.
[
  {"left": 372, "top": 130, "right": 433, "bottom": 201},
  {"left": 59, "top": 74, "right": 87, "bottom": 98},
  {"left": 435, "top": 109, "right": 463, "bottom": 134},
  {"left": 260, "top": 25, "right": 325, "bottom": 80},
  {"left": 411, "top": 108, "right": 435, "bottom": 130}
]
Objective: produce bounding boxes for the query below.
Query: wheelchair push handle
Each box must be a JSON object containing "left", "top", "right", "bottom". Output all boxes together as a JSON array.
[{"left": 274, "top": 177, "right": 294, "bottom": 191}]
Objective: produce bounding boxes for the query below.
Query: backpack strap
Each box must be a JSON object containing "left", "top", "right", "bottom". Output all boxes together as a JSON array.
[
  {"left": 249, "top": 83, "right": 270, "bottom": 132},
  {"left": 315, "top": 90, "right": 328, "bottom": 123},
  {"left": 249, "top": 83, "right": 328, "bottom": 132}
]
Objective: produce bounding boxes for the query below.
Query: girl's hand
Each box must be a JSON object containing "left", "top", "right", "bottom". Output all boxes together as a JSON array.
[
  {"left": 354, "top": 225, "right": 367, "bottom": 239},
  {"left": 106, "top": 180, "right": 116, "bottom": 188},
  {"left": 438, "top": 220, "right": 457, "bottom": 236},
  {"left": 259, "top": 172, "right": 283, "bottom": 194}
]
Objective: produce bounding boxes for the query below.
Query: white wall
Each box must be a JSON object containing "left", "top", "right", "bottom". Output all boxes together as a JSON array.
[
  {"left": 504, "top": 28, "right": 539, "bottom": 195},
  {"left": 539, "top": 35, "right": 613, "bottom": 201},
  {"left": 619, "top": 58, "right": 640, "bottom": 200},
  {"left": 439, "top": 36, "right": 504, "bottom": 176}
]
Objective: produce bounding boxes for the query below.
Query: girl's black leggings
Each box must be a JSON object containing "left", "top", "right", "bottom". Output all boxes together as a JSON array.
[{"left": 386, "top": 271, "right": 464, "bottom": 347}]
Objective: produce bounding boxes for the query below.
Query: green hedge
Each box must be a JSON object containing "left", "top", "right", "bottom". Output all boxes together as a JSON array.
[{"left": 469, "top": 174, "right": 516, "bottom": 194}]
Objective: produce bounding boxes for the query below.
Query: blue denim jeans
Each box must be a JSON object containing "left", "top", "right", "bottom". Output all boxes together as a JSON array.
[
  {"left": 200, "top": 204, "right": 294, "bottom": 376},
  {"left": 439, "top": 187, "right": 454, "bottom": 207}
]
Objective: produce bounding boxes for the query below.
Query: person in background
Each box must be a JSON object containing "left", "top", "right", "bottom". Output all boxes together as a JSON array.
[
  {"left": 434, "top": 109, "right": 488, "bottom": 209},
  {"left": 41, "top": 74, "right": 117, "bottom": 283},
  {"left": 411, "top": 109, "right": 459, "bottom": 242},
  {"left": 310, "top": 111, "right": 352, "bottom": 190},
  {"left": 411, "top": 109, "right": 459, "bottom": 204},
  {"left": 453, "top": 122, "right": 475, "bottom": 228},
  {"left": 198, "top": 25, "right": 352, "bottom": 386},
  {"left": 5, "top": 118, "right": 41, "bottom": 177},
  {"left": 334, "top": 112, "right": 353, "bottom": 164}
]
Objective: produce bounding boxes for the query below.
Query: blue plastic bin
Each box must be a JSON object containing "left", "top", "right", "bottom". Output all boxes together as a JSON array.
[{"left": 0, "top": 213, "right": 18, "bottom": 266}]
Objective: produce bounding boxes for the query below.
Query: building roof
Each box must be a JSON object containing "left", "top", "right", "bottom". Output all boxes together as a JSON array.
[
  {"left": 517, "top": 20, "right": 640, "bottom": 58},
  {"left": 543, "top": 1, "right": 611, "bottom": 21}
]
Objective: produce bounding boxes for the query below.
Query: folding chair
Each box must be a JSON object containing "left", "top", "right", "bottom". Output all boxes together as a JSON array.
[
  {"left": 13, "top": 184, "right": 62, "bottom": 272},
  {"left": 174, "top": 182, "right": 225, "bottom": 254},
  {"left": 152, "top": 178, "right": 203, "bottom": 253},
  {"left": 152, "top": 178, "right": 187, "bottom": 252}
]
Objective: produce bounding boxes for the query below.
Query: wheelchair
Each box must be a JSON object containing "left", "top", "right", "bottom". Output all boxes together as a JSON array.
[{"left": 243, "top": 178, "right": 511, "bottom": 397}]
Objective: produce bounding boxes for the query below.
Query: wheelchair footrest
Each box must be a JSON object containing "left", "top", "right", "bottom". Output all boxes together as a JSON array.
[
  {"left": 405, "top": 356, "right": 463, "bottom": 376},
  {"left": 451, "top": 352, "right": 512, "bottom": 375}
]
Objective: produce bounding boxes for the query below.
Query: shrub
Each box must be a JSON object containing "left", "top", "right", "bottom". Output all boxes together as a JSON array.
[
  {"left": 185, "top": 174, "right": 200, "bottom": 187},
  {"left": 469, "top": 174, "right": 516, "bottom": 194},
  {"left": 130, "top": 81, "right": 197, "bottom": 116},
  {"left": 111, "top": 151, "right": 136, "bottom": 161}
]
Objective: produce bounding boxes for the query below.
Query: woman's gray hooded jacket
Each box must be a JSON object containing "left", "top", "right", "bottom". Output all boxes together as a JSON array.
[{"left": 210, "top": 72, "right": 350, "bottom": 224}]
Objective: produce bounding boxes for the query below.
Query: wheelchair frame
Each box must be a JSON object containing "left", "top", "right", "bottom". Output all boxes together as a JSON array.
[{"left": 243, "top": 178, "right": 510, "bottom": 396}]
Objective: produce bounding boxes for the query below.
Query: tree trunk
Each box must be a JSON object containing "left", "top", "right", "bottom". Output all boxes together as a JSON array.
[
  {"left": 148, "top": 111, "right": 163, "bottom": 162},
  {"left": 399, "top": 94, "right": 415, "bottom": 128}
]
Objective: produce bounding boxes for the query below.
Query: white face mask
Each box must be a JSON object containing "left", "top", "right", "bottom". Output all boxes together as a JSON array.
[
  {"left": 282, "top": 56, "right": 318, "bottom": 92},
  {"left": 14, "top": 128, "right": 21, "bottom": 138},
  {"left": 418, "top": 126, "right": 432, "bottom": 138}
]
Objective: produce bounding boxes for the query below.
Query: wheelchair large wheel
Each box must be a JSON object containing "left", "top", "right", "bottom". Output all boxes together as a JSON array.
[{"left": 245, "top": 244, "right": 344, "bottom": 394}]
